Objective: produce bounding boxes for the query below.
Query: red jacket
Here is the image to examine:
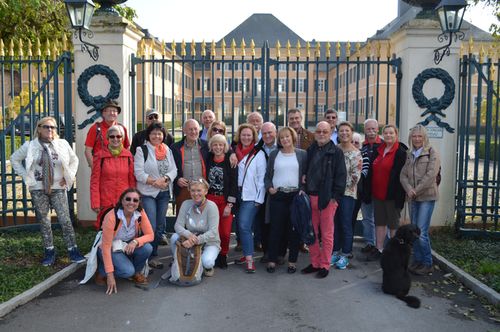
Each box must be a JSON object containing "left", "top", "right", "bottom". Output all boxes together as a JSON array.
[{"left": 90, "top": 147, "right": 136, "bottom": 209}]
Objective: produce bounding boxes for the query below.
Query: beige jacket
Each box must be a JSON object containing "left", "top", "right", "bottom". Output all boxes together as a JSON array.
[{"left": 400, "top": 146, "right": 440, "bottom": 201}]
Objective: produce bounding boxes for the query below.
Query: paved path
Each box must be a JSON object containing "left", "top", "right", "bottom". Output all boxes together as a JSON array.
[{"left": 0, "top": 242, "right": 497, "bottom": 332}]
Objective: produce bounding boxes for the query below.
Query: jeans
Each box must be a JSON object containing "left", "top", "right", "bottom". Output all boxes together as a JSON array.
[
  {"left": 142, "top": 190, "right": 170, "bottom": 256},
  {"left": 236, "top": 200, "right": 260, "bottom": 257},
  {"left": 333, "top": 196, "right": 355, "bottom": 255},
  {"left": 361, "top": 202, "right": 375, "bottom": 246},
  {"left": 410, "top": 200, "right": 435, "bottom": 266},
  {"left": 97, "top": 244, "right": 152, "bottom": 278},
  {"left": 170, "top": 233, "right": 220, "bottom": 269}
]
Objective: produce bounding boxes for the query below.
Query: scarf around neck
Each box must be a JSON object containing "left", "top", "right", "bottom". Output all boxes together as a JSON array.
[
  {"left": 38, "top": 138, "right": 54, "bottom": 194},
  {"left": 108, "top": 144, "right": 123, "bottom": 157},
  {"left": 155, "top": 143, "right": 167, "bottom": 160},
  {"left": 235, "top": 143, "right": 254, "bottom": 161}
]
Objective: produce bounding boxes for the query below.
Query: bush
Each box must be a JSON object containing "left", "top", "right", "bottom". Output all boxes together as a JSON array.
[{"left": 477, "top": 140, "right": 500, "bottom": 161}]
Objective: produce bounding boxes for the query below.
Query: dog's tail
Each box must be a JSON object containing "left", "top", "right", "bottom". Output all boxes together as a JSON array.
[{"left": 396, "top": 295, "right": 421, "bottom": 308}]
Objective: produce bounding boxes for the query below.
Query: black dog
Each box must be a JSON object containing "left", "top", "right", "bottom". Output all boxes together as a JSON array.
[{"left": 380, "top": 224, "right": 421, "bottom": 309}]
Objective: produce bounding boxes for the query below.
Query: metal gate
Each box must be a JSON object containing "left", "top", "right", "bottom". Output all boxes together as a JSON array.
[
  {"left": 456, "top": 54, "right": 500, "bottom": 237},
  {"left": 0, "top": 48, "right": 74, "bottom": 227}
]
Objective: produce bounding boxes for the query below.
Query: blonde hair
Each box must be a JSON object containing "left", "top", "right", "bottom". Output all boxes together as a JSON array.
[
  {"left": 235, "top": 123, "right": 258, "bottom": 144},
  {"left": 277, "top": 126, "right": 297, "bottom": 146},
  {"left": 208, "top": 134, "right": 229, "bottom": 153},
  {"left": 408, "top": 124, "right": 430, "bottom": 150},
  {"left": 207, "top": 120, "right": 227, "bottom": 138},
  {"left": 188, "top": 178, "right": 209, "bottom": 191},
  {"left": 36, "top": 116, "right": 59, "bottom": 139}
]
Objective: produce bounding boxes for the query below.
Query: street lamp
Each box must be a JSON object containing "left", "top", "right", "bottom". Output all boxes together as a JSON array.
[
  {"left": 64, "top": 0, "right": 99, "bottom": 61},
  {"left": 433, "top": 0, "right": 468, "bottom": 64}
]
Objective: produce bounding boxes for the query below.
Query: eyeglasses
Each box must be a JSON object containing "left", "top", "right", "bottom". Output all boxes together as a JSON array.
[
  {"left": 39, "top": 125, "right": 57, "bottom": 130},
  {"left": 212, "top": 128, "right": 224, "bottom": 134},
  {"left": 326, "top": 116, "right": 337, "bottom": 120},
  {"left": 109, "top": 135, "right": 123, "bottom": 139},
  {"left": 148, "top": 114, "right": 159, "bottom": 120},
  {"left": 315, "top": 130, "right": 330, "bottom": 135},
  {"left": 124, "top": 197, "right": 140, "bottom": 203}
]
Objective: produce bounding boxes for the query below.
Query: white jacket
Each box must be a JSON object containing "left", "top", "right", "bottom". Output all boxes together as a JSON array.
[
  {"left": 238, "top": 150, "right": 266, "bottom": 204},
  {"left": 134, "top": 141, "right": 178, "bottom": 198},
  {"left": 10, "top": 138, "right": 79, "bottom": 191}
]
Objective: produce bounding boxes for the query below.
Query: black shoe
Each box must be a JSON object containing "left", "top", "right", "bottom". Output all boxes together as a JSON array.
[
  {"left": 215, "top": 254, "right": 222, "bottom": 268},
  {"left": 361, "top": 244, "right": 375, "bottom": 253},
  {"left": 315, "top": 268, "right": 329, "bottom": 278},
  {"left": 366, "top": 248, "right": 382, "bottom": 261},
  {"left": 301, "top": 264, "right": 320, "bottom": 274},
  {"left": 287, "top": 265, "right": 297, "bottom": 274},
  {"left": 219, "top": 255, "right": 228, "bottom": 269},
  {"left": 266, "top": 264, "right": 276, "bottom": 273}
]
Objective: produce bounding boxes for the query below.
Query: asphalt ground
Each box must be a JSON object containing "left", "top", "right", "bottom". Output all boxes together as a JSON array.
[{"left": 0, "top": 240, "right": 498, "bottom": 332}]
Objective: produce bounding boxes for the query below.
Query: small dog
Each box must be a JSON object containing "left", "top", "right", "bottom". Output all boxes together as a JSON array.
[{"left": 380, "top": 224, "right": 421, "bottom": 309}]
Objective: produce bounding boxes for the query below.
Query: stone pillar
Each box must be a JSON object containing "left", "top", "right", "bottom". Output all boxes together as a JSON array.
[
  {"left": 73, "top": 12, "right": 144, "bottom": 224},
  {"left": 391, "top": 17, "right": 469, "bottom": 226}
]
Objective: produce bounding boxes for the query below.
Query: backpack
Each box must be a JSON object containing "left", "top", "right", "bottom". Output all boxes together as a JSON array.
[
  {"left": 140, "top": 145, "right": 149, "bottom": 162},
  {"left": 169, "top": 237, "right": 203, "bottom": 286}
]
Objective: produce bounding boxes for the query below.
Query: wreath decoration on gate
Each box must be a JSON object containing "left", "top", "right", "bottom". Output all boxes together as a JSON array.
[
  {"left": 412, "top": 68, "right": 455, "bottom": 133},
  {"left": 76, "top": 64, "right": 121, "bottom": 129}
]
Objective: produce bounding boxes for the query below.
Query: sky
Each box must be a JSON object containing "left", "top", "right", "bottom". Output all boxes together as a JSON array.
[{"left": 124, "top": 0, "right": 497, "bottom": 43}]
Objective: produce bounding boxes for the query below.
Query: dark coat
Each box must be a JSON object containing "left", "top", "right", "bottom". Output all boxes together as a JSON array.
[
  {"left": 171, "top": 138, "right": 210, "bottom": 196},
  {"left": 291, "top": 193, "right": 315, "bottom": 245}
]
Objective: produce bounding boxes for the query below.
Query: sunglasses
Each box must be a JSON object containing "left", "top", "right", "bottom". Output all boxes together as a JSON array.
[
  {"left": 124, "top": 197, "right": 140, "bottom": 203},
  {"left": 109, "top": 135, "right": 123, "bottom": 139},
  {"left": 148, "top": 114, "right": 159, "bottom": 120},
  {"left": 212, "top": 128, "right": 224, "bottom": 134},
  {"left": 39, "top": 125, "right": 57, "bottom": 130},
  {"left": 315, "top": 130, "right": 330, "bottom": 135}
]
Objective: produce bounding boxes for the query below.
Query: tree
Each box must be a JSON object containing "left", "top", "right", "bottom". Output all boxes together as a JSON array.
[{"left": 471, "top": 0, "right": 500, "bottom": 37}]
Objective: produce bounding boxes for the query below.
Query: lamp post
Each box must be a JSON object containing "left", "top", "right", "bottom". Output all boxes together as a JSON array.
[
  {"left": 64, "top": 0, "right": 99, "bottom": 61},
  {"left": 433, "top": 0, "right": 468, "bottom": 65}
]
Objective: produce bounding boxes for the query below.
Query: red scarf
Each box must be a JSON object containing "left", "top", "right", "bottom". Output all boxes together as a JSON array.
[{"left": 235, "top": 143, "right": 254, "bottom": 161}]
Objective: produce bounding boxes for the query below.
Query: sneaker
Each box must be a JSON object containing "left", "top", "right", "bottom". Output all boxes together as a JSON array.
[
  {"left": 234, "top": 256, "right": 246, "bottom": 265},
  {"left": 160, "top": 234, "right": 170, "bottom": 246},
  {"left": 95, "top": 273, "right": 106, "bottom": 286},
  {"left": 335, "top": 256, "right": 349, "bottom": 270},
  {"left": 203, "top": 268, "right": 215, "bottom": 277},
  {"left": 301, "top": 264, "right": 320, "bottom": 274},
  {"left": 148, "top": 259, "right": 164, "bottom": 269},
  {"left": 316, "top": 268, "right": 329, "bottom": 278},
  {"left": 245, "top": 260, "right": 256, "bottom": 273},
  {"left": 131, "top": 273, "right": 148, "bottom": 286},
  {"left": 411, "top": 264, "right": 433, "bottom": 276},
  {"left": 361, "top": 244, "right": 375, "bottom": 253},
  {"left": 366, "top": 248, "right": 382, "bottom": 261},
  {"left": 330, "top": 252, "right": 341, "bottom": 266},
  {"left": 41, "top": 248, "right": 56, "bottom": 266},
  {"left": 68, "top": 247, "right": 86, "bottom": 264}
]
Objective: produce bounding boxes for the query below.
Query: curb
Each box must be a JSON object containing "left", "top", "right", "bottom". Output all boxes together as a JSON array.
[
  {"left": 432, "top": 249, "right": 500, "bottom": 306},
  {"left": 0, "top": 262, "right": 85, "bottom": 318}
]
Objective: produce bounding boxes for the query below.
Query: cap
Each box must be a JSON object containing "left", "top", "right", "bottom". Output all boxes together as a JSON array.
[
  {"left": 146, "top": 108, "right": 160, "bottom": 117},
  {"left": 102, "top": 100, "right": 121, "bottom": 114}
]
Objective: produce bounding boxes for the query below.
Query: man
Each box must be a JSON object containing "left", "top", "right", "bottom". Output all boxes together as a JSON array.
[
  {"left": 260, "top": 122, "right": 277, "bottom": 157},
  {"left": 199, "top": 109, "right": 216, "bottom": 141},
  {"left": 84, "top": 100, "right": 130, "bottom": 168},
  {"left": 359, "top": 119, "right": 383, "bottom": 258},
  {"left": 288, "top": 108, "right": 314, "bottom": 150},
  {"left": 130, "top": 108, "right": 173, "bottom": 155},
  {"left": 324, "top": 109, "right": 338, "bottom": 144},
  {"left": 171, "top": 119, "right": 209, "bottom": 214},
  {"left": 301, "top": 121, "right": 346, "bottom": 278},
  {"left": 247, "top": 111, "right": 263, "bottom": 139}
]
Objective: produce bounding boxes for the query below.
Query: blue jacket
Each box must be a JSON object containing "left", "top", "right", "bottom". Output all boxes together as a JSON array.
[{"left": 291, "top": 193, "right": 315, "bottom": 245}]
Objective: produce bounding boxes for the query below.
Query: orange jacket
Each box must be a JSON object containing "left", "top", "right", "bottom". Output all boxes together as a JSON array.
[{"left": 100, "top": 209, "right": 154, "bottom": 274}]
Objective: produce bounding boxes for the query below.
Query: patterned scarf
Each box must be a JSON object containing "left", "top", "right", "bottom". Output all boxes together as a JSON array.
[{"left": 39, "top": 139, "right": 54, "bottom": 194}]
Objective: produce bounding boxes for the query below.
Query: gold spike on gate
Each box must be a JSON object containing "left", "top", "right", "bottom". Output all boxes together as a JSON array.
[
  {"left": 45, "top": 40, "right": 51, "bottom": 58},
  {"left": 0, "top": 39, "right": 4, "bottom": 57},
  {"left": 18, "top": 39, "right": 24, "bottom": 58},
  {"left": 366, "top": 41, "right": 371, "bottom": 58},
  {"left": 231, "top": 38, "right": 236, "bottom": 56},
  {"left": 171, "top": 40, "right": 176, "bottom": 57},
  {"left": 35, "top": 38, "right": 41, "bottom": 57},
  {"left": 241, "top": 38, "right": 246, "bottom": 57},
  {"left": 181, "top": 39, "right": 186, "bottom": 57},
  {"left": 296, "top": 40, "right": 301, "bottom": 58},
  {"left": 488, "top": 44, "right": 495, "bottom": 59},
  {"left": 346, "top": 42, "right": 351, "bottom": 58},
  {"left": 149, "top": 38, "right": 155, "bottom": 57},
  {"left": 201, "top": 40, "right": 206, "bottom": 57},
  {"left": 305, "top": 41, "right": 311, "bottom": 58},
  {"left": 315, "top": 42, "right": 320, "bottom": 58},
  {"left": 9, "top": 40, "right": 14, "bottom": 57},
  {"left": 479, "top": 43, "right": 485, "bottom": 63},
  {"left": 355, "top": 42, "right": 361, "bottom": 58},
  {"left": 221, "top": 39, "right": 226, "bottom": 57},
  {"left": 386, "top": 41, "right": 391, "bottom": 58},
  {"left": 275, "top": 40, "right": 281, "bottom": 58},
  {"left": 191, "top": 39, "right": 196, "bottom": 57},
  {"left": 490, "top": 63, "right": 496, "bottom": 80},
  {"left": 468, "top": 36, "right": 474, "bottom": 55},
  {"left": 376, "top": 41, "right": 381, "bottom": 58},
  {"left": 459, "top": 43, "right": 464, "bottom": 57},
  {"left": 325, "top": 42, "right": 331, "bottom": 59},
  {"left": 286, "top": 40, "right": 291, "bottom": 58},
  {"left": 211, "top": 40, "right": 216, "bottom": 57},
  {"left": 161, "top": 40, "right": 166, "bottom": 57},
  {"left": 62, "top": 34, "right": 68, "bottom": 52},
  {"left": 336, "top": 42, "right": 341, "bottom": 58},
  {"left": 52, "top": 40, "right": 58, "bottom": 60},
  {"left": 250, "top": 39, "right": 255, "bottom": 57}
]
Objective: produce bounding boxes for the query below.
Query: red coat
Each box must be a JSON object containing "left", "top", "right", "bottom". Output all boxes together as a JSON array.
[{"left": 90, "top": 147, "right": 136, "bottom": 210}]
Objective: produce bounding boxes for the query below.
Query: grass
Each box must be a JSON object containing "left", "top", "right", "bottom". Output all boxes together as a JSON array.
[
  {"left": 0, "top": 226, "right": 96, "bottom": 303},
  {"left": 431, "top": 227, "right": 500, "bottom": 293}
]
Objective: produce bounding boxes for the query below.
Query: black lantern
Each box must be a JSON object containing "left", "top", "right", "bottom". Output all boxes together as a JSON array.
[
  {"left": 433, "top": 0, "right": 468, "bottom": 64},
  {"left": 64, "top": 0, "right": 99, "bottom": 61}
]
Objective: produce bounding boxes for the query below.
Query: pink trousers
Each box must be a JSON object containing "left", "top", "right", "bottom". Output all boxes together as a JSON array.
[{"left": 309, "top": 195, "right": 338, "bottom": 270}]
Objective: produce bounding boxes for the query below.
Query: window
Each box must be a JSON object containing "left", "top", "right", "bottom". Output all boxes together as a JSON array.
[
  {"left": 239, "top": 79, "right": 249, "bottom": 92},
  {"left": 298, "top": 64, "right": 305, "bottom": 71},
  {"left": 298, "top": 79, "right": 305, "bottom": 92},
  {"left": 278, "top": 63, "right": 287, "bottom": 71},
  {"left": 224, "top": 78, "right": 232, "bottom": 92},
  {"left": 277, "top": 78, "right": 286, "bottom": 92},
  {"left": 316, "top": 79, "right": 325, "bottom": 92},
  {"left": 255, "top": 78, "right": 262, "bottom": 93},
  {"left": 223, "top": 63, "right": 232, "bottom": 71}
]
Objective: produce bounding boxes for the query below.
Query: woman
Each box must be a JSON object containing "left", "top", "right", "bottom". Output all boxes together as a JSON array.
[
  {"left": 331, "top": 122, "right": 361, "bottom": 269},
  {"left": 206, "top": 134, "right": 238, "bottom": 269},
  {"left": 96, "top": 188, "right": 154, "bottom": 295},
  {"left": 366, "top": 124, "right": 407, "bottom": 261},
  {"left": 91, "top": 125, "right": 136, "bottom": 229},
  {"left": 264, "top": 127, "right": 307, "bottom": 274},
  {"left": 400, "top": 124, "right": 440, "bottom": 275},
  {"left": 10, "top": 116, "right": 85, "bottom": 266},
  {"left": 233, "top": 123, "right": 266, "bottom": 273},
  {"left": 134, "top": 121, "right": 177, "bottom": 268},
  {"left": 171, "top": 178, "right": 220, "bottom": 277},
  {"left": 207, "top": 120, "right": 227, "bottom": 139}
]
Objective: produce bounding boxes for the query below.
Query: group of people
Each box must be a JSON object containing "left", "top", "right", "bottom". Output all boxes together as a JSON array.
[{"left": 10, "top": 100, "right": 440, "bottom": 295}]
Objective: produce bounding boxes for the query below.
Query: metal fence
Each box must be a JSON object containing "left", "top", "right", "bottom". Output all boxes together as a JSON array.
[{"left": 456, "top": 53, "right": 500, "bottom": 237}]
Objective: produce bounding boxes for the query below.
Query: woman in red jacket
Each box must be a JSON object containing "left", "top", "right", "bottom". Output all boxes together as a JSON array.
[{"left": 91, "top": 125, "right": 136, "bottom": 229}]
